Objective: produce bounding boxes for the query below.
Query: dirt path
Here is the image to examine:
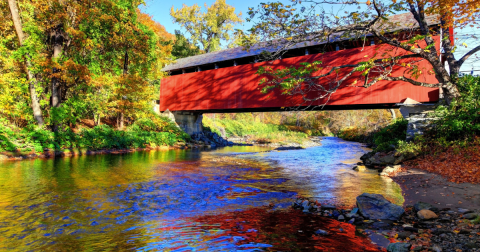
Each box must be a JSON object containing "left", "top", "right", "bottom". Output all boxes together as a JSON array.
[{"left": 391, "top": 168, "right": 480, "bottom": 210}]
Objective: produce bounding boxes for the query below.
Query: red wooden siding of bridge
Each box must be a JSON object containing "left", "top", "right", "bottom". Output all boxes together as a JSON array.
[{"left": 160, "top": 38, "right": 440, "bottom": 112}]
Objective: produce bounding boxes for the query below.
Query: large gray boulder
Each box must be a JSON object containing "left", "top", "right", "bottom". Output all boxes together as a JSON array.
[
  {"left": 356, "top": 193, "right": 405, "bottom": 221},
  {"left": 362, "top": 151, "right": 418, "bottom": 166}
]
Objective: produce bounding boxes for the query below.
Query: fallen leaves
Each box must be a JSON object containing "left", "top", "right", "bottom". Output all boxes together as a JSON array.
[{"left": 404, "top": 144, "right": 480, "bottom": 184}]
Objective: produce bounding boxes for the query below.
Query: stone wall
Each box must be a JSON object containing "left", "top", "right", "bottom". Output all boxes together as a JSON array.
[
  {"left": 173, "top": 112, "right": 203, "bottom": 135},
  {"left": 161, "top": 110, "right": 204, "bottom": 135}
]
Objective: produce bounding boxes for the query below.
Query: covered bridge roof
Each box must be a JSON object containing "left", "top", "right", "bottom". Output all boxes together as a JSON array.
[{"left": 163, "top": 13, "right": 440, "bottom": 72}]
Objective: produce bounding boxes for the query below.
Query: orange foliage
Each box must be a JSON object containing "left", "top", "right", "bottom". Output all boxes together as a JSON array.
[
  {"left": 405, "top": 144, "right": 480, "bottom": 184},
  {"left": 424, "top": 0, "right": 480, "bottom": 28}
]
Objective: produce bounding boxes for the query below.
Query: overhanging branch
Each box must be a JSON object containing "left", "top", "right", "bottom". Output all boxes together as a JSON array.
[
  {"left": 456, "top": 45, "right": 480, "bottom": 69},
  {"left": 381, "top": 76, "right": 439, "bottom": 88}
]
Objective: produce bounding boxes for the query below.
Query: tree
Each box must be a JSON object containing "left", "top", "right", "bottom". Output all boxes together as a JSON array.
[
  {"left": 1, "top": 0, "right": 174, "bottom": 130},
  {"left": 170, "top": 0, "right": 243, "bottom": 53},
  {"left": 171, "top": 30, "right": 202, "bottom": 59},
  {"left": 244, "top": 0, "right": 480, "bottom": 105},
  {"left": 6, "top": 0, "right": 44, "bottom": 126}
]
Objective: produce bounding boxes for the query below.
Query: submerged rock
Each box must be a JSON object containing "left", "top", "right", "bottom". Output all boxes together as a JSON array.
[
  {"left": 321, "top": 205, "right": 336, "bottom": 210},
  {"left": 314, "top": 229, "right": 329, "bottom": 236},
  {"left": 356, "top": 193, "right": 404, "bottom": 221},
  {"left": 274, "top": 146, "right": 304, "bottom": 151}
]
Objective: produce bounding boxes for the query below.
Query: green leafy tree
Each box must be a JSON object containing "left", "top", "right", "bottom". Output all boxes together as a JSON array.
[
  {"left": 171, "top": 30, "right": 202, "bottom": 59},
  {"left": 0, "top": 0, "right": 174, "bottom": 131},
  {"left": 170, "top": 0, "right": 243, "bottom": 53},
  {"left": 6, "top": 0, "right": 44, "bottom": 126}
]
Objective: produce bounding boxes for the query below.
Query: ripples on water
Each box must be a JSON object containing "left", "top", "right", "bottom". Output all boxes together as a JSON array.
[{"left": 0, "top": 137, "right": 400, "bottom": 251}]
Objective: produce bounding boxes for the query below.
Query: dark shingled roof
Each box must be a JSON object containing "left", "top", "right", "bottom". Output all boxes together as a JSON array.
[{"left": 163, "top": 13, "right": 440, "bottom": 72}]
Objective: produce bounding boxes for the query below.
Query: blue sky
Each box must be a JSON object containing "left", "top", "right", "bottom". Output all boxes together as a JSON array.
[
  {"left": 141, "top": 0, "right": 478, "bottom": 73},
  {"left": 141, "top": 0, "right": 257, "bottom": 34}
]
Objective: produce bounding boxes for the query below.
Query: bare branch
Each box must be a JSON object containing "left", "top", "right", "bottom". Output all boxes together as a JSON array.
[
  {"left": 456, "top": 45, "right": 480, "bottom": 69},
  {"left": 380, "top": 76, "right": 439, "bottom": 88}
]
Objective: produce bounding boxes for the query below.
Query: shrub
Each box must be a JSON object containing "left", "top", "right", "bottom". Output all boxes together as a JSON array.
[
  {"left": 431, "top": 75, "right": 480, "bottom": 141},
  {"left": 372, "top": 119, "right": 408, "bottom": 152},
  {"left": 338, "top": 126, "right": 364, "bottom": 141},
  {"left": 0, "top": 116, "right": 184, "bottom": 153}
]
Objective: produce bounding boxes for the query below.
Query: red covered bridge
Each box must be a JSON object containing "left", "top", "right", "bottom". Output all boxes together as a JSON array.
[{"left": 160, "top": 13, "right": 443, "bottom": 134}]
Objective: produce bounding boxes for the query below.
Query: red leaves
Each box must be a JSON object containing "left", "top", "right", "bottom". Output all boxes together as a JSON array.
[
  {"left": 405, "top": 144, "right": 480, "bottom": 184},
  {"left": 190, "top": 207, "right": 381, "bottom": 251}
]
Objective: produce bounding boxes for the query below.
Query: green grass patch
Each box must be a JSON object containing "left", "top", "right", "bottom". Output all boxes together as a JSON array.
[{"left": 203, "top": 114, "right": 310, "bottom": 144}]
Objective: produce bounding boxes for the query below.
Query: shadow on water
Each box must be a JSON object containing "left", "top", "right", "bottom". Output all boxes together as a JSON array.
[{"left": 0, "top": 138, "right": 397, "bottom": 251}]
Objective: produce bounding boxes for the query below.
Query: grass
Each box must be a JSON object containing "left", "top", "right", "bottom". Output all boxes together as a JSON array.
[{"left": 203, "top": 114, "right": 311, "bottom": 145}]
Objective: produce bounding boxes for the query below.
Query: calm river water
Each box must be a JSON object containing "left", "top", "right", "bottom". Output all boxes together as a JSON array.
[{"left": 0, "top": 137, "right": 402, "bottom": 251}]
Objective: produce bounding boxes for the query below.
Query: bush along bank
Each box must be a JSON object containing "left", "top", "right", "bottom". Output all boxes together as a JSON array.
[
  {"left": 341, "top": 118, "right": 419, "bottom": 167},
  {"left": 0, "top": 115, "right": 190, "bottom": 160},
  {"left": 293, "top": 194, "right": 480, "bottom": 251},
  {"left": 352, "top": 76, "right": 480, "bottom": 184}
]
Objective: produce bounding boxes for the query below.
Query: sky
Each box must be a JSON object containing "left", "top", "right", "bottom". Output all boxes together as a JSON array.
[
  {"left": 141, "top": 0, "right": 257, "bottom": 34},
  {"left": 141, "top": 0, "right": 478, "bottom": 74}
]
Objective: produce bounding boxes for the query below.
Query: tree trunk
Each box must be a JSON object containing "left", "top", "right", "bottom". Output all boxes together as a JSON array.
[
  {"left": 389, "top": 109, "right": 396, "bottom": 120},
  {"left": 117, "top": 50, "right": 129, "bottom": 130},
  {"left": 50, "top": 25, "right": 65, "bottom": 132},
  {"left": 119, "top": 113, "right": 124, "bottom": 129},
  {"left": 7, "top": 0, "right": 44, "bottom": 126},
  {"left": 51, "top": 25, "right": 63, "bottom": 109}
]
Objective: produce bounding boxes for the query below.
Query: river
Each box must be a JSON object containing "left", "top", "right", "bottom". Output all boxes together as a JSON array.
[{"left": 0, "top": 137, "right": 403, "bottom": 251}]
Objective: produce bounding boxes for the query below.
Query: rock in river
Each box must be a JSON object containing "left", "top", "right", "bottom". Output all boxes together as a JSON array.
[
  {"left": 387, "top": 242, "right": 411, "bottom": 252},
  {"left": 314, "top": 229, "right": 329, "bottom": 236},
  {"left": 417, "top": 209, "right": 438, "bottom": 220},
  {"left": 413, "top": 201, "right": 433, "bottom": 212},
  {"left": 462, "top": 213, "right": 478, "bottom": 220},
  {"left": 356, "top": 193, "right": 404, "bottom": 221}
]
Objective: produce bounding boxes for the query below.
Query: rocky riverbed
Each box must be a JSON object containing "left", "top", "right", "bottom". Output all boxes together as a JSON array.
[{"left": 293, "top": 194, "right": 480, "bottom": 252}]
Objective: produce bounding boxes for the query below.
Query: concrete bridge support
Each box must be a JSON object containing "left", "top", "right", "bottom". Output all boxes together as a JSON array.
[{"left": 161, "top": 110, "right": 203, "bottom": 135}]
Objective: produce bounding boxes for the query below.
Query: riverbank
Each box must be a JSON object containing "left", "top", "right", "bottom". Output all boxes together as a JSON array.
[
  {"left": 294, "top": 192, "right": 480, "bottom": 251},
  {"left": 0, "top": 145, "right": 177, "bottom": 161},
  {"left": 342, "top": 144, "right": 480, "bottom": 250},
  {"left": 0, "top": 132, "right": 322, "bottom": 162},
  {"left": 391, "top": 168, "right": 480, "bottom": 210}
]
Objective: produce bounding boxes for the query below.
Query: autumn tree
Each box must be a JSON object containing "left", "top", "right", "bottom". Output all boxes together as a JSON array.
[
  {"left": 244, "top": 0, "right": 480, "bottom": 105},
  {"left": 1, "top": 0, "right": 174, "bottom": 130},
  {"left": 6, "top": 0, "right": 45, "bottom": 126},
  {"left": 170, "top": 0, "right": 243, "bottom": 53}
]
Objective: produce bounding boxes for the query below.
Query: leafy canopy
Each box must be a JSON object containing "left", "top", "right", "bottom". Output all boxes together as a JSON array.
[{"left": 170, "top": 0, "right": 243, "bottom": 53}]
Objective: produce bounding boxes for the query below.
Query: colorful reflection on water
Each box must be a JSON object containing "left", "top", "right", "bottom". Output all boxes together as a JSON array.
[{"left": 0, "top": 137, "right": 400, "bottom": 251}]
